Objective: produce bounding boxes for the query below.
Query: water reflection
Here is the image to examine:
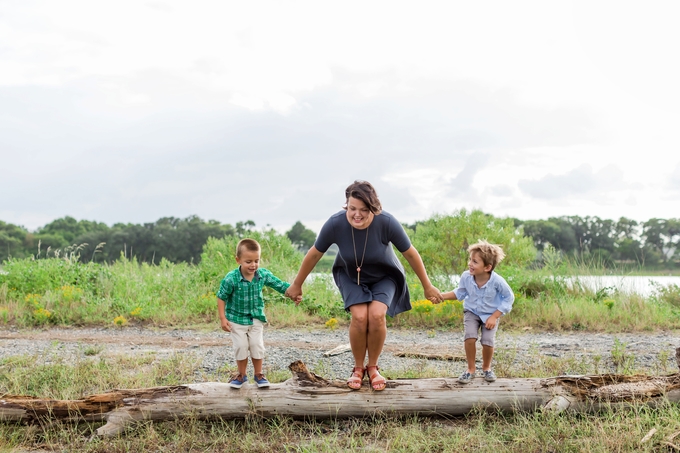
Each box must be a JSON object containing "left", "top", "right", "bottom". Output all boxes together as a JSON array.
[{"left": 565, "top": 276, "right": 680, "bottom": 297}]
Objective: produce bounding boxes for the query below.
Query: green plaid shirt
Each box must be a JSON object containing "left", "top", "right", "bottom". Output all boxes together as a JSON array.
[{"left": 216, "top": 267, "right": 290, "bottom": 325}]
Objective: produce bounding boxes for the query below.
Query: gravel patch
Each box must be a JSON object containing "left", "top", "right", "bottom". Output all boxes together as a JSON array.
[{"left": 2, "top": 326, "right": 680, "bottom": 382}]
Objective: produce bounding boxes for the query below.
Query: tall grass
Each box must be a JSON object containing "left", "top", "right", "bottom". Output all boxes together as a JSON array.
[{"left": 1, "top": 240, "right": 680, "bottom": 331}]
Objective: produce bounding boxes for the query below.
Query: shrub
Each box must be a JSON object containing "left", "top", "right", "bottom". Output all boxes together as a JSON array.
[
  {"left": 392, "top": 299, "right": 464, "bottom": 328},
  {"left": 405, "top": 209, "right": 536, "bottom": 277},
  {"left": 650, "top": 283, "right": 680, "bottom": 307},
  {"left": 0, "top": 256, "right": 108, "bottom": 298}
]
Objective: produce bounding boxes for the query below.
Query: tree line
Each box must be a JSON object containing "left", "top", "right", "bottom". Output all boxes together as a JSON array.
[
  {"left": 515, "top": 216, "right": 680, "bottom": 266},
  {"left": 0, "top": 216, "right": 316, "bottom": 264},
  {"left": 1, "top": 214, "right": 678, "bottom": 268}
]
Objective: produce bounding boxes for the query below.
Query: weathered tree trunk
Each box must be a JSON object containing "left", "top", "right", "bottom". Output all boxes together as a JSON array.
[{"left": 2, "top": 361, "right": 680, "bottom": 438}]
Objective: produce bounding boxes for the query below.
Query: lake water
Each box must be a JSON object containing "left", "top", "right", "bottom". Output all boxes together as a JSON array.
[
  {"left": 312, "top": 273, "right": 680, "bottom": 298},
  {"left": 563, "top": 275, "right": 680, "bottom": 297}
]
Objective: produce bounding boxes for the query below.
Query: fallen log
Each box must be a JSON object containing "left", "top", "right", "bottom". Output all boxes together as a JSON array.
[
  {"left": 2, "top": 361, "right": 680, "bottom": 438},
  {"left": 393, "top": 351, "right": 466, "bottom": 361}
]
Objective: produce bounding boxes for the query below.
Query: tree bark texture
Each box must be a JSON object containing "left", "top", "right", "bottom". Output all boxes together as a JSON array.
[{"left": 2, "top": 361, "right": 680, "bottom": 437}]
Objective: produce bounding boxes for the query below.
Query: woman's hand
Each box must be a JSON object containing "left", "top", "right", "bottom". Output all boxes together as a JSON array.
[
  {"left": 286, "top": 284, "right": 303, "bottom": 306},
  {"left": 423, "top": 284, "right": 443, "bottom": 304}
]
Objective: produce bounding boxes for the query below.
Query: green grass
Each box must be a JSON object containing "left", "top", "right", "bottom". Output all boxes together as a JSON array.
[
  {"left": 1, "top": 346, "right": 679, "bottom": 452},
  {"left": 4, "top": 409, "right": 678, "bottom": 452},
  {"left": 2, "top": 254, "right": 680, "bottom": 332}
]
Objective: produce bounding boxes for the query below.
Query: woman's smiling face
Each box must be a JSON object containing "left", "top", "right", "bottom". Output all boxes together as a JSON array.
[{"left": 345, "top": 196, "right": 374, "bottom": 230}]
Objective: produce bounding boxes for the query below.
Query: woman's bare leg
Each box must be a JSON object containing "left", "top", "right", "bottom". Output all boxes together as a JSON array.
[
  {"left": 365, "top": 300, "right": 387, "bottom": 367},
  {"left": 349, "top": 304, "right": 369, "bottom": 368}
]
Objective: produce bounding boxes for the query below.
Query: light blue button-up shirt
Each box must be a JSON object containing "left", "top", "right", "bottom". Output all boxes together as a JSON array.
[{"left": 453, "top": 270, "right": 515, "bottom": 322}]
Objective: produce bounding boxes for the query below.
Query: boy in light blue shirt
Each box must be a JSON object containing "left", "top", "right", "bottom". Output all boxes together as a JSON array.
[{"left": 437, "top": 240, "right": 514, "bottom": 383}]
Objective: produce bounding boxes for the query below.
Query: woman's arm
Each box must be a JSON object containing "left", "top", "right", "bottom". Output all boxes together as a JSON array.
[
  {"left": 401, "top": 246, "right": 442, "bottom": 302},
  {"left": 285, "top": 246, "right": 325, "bottom": 304}
]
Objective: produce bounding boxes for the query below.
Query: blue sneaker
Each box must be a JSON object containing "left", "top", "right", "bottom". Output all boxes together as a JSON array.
[
  {"left": 483, "top": 370, "right": 497, "bottom": 382},
  {"left": 254, "top": 373, "right": 270, "bottom": 388},
  {"left": 457, "top": 371, "right": 475, "bottom": 384},
  {"left": 229, "top": 374, "right": 248, "bottom": 389}
]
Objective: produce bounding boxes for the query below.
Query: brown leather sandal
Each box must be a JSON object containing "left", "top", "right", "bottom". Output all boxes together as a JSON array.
[
  {"left": 347, "top": 367, "right": 365, "bottom": 390},
  {"left": 366, "top": 365, "right": 386, "bottom": 391}
]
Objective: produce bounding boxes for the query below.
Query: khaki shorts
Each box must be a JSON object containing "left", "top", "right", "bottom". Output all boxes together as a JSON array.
[
  {"left": 229, "top": 319, "right": 265, "bottom": 361},
  {"left": 463, "top": 311, "right": 499, "bottom": 347}
]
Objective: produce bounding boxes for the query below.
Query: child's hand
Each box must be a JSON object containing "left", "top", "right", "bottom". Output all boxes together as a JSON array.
[
  {"left": 285, "top": 284, "right": 303, "bottom": 303},
  {"left": 424, "top": 285, "right": 443, "bottom": 304},
  {"left": 485, "top": 316, "right": 498, "bottom": 330},
  {"left": 294, "top": 295, "right": 303, "bottom": 306},
  {"left": 220, "top": 319, "right": 231, "bottom": 332}
]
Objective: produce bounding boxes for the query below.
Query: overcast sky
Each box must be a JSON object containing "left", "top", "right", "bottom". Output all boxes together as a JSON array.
[{"left": 2, "top": 0, "right": 679, "bottom": 234}]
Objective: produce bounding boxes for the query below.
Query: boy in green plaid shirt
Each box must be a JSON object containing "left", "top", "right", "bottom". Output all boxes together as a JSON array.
[{"left": 216, "top": 238, "right": 299, "bottom": 388}]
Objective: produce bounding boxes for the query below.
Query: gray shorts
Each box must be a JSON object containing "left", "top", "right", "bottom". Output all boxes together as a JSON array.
[{"left": 463, "top": 311, "right": 499, "bottom": 347}]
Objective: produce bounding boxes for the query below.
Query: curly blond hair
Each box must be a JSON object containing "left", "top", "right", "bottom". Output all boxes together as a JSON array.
[{"left": 468, "top": 240, "right": 506, "bottom": 271}]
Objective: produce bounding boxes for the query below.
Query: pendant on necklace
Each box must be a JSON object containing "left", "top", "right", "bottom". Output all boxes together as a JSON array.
[{"left": 357, "top": 267, "right": 361, "bottom": 285}]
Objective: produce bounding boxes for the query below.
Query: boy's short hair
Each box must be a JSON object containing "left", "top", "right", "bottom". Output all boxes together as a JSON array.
[
  {"left": 236, "top": 238, "right": 261, "bottom": 258},
  {"left": 468, "top": 240, "right": 506, "bottom": 271}
]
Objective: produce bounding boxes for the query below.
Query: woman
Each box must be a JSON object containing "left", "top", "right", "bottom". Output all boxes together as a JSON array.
[{"left": 286, "top": 181, "right": 442, "bottom": 391}]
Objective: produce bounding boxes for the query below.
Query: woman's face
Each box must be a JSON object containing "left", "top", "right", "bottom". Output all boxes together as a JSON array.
[{"left": 345, "top": 196, "right": 374, "bottom": 230}]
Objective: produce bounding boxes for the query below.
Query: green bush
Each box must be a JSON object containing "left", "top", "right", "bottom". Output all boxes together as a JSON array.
[
  {"left": 650, "top": 282, "right": 680, "bottom": 307},
  {"left": 0, "top": 256, "right": 107, "bottom": 298},
  {"left": 405, "top": 209, "right": 537, "bottom": 277}
]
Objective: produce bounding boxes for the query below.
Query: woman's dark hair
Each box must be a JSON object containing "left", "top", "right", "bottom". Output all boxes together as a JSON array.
[{"left": 344, "top": 180, "right": 382, "bottom": 214}]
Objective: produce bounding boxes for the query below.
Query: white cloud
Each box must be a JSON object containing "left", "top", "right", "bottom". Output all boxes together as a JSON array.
[
  {"left": 669, "top": 163, "right": 680, "bottom": 192},
  {"left": 2, "top": 0, "right": 680, "bottom": 232},
  {"left": 517, "top": 164, "right": 638, "bottom": 200}
]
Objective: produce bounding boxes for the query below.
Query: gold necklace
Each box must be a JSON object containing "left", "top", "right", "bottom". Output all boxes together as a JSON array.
[{"left": 351, "top": 225, "right": 369, "bottom": 285}]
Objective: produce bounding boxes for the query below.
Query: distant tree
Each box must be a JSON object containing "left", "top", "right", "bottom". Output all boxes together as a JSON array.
[
  {"left": 615, "top": 217, "right": 639, "bottom": 240},
  {"left": 641, "top": 218, "right": 679, "bottom": 263},
  {"left": 611, "top": 217, "right": 642, "bottom": 263},
  {"left": 521, "top": 220, "right": 562, "bottom": 251},
  {"left": 524, "top": 216, "right": 615, "bottom": 256},
  {"left": 286, "top": 221, "right": 316, "bottom": 252},
  {"left": 235, "top": 220, "right": 256, "bottom": 237},
  {"left": 0, "top": 221, "right": 29, "bottom": 260},
  {"left": 615, "top": 238, "right": 644, "bottom": 263},
  {"left": 667, "top": 219, "right": 680, "bottom": 261},
  {"left": 520, "top": 218, "right": 578, "bottom": 254},
  {"left": 587, "top": 217, "right": 616, "bottom": 254},
  {"left": 37, "top": 216, "right": 108, "bottom": 246},
  {"left": 75, "top": 216, "right": 236, "bottom": 264}
]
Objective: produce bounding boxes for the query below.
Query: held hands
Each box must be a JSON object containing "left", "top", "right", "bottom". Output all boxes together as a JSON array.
[
  {"left": 285, "top": 283, "right": 303, "bottom": 306},
  {"left": 424, "top": 284, "right": 443, "bottom": 304}
]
